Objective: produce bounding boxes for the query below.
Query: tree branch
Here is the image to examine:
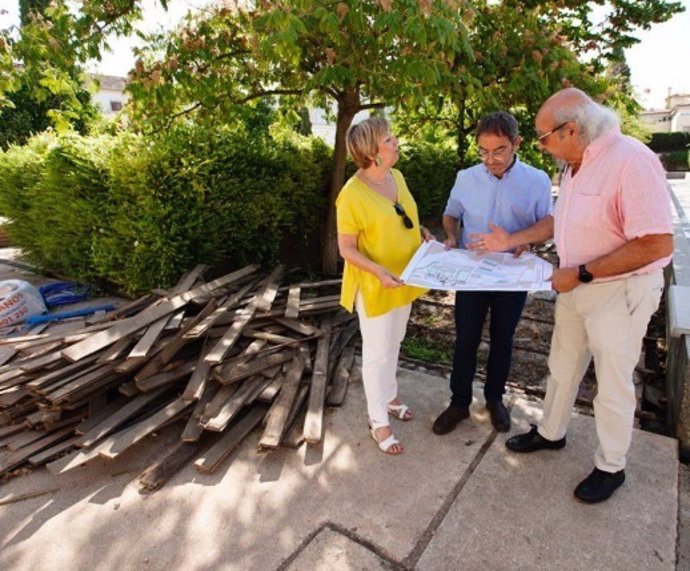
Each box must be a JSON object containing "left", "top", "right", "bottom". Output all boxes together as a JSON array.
[{"left": 359, "top": 102, "right": 385, "bottom": 110}]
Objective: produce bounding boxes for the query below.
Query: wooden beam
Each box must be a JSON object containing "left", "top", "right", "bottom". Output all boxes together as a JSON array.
[
  {"left": 94, "top": 397, "right": 193, "bottom": 459},
  {"left": 181, "top": 382, "right": 219, "bottom": 442},
  {"left": 127, "top": 315, "right": 171, "bottom": 359},
  {"left": 254, "top": 265, "right": 284, "bottom": 312},
  {"left": 28, "top": 435, "right": 80, "bottom": 466},
  {"left": 1, "top": 426, "right": 77, "bottom": 475},
  {"left": 75, "top": 389, "right": 167, "bottom": 448},
  {"left": 215, "top": 350, "right": 294, "bottom": 386},
  {"left": 195, "top": 406, "right": 267, "bottom": 473},
  {"left": 135, "top": 360, "right": 195, "bottom": 393},
  {"left": 0, "top": 346, "right": 17, "bottom": 366},
  {"left": 139, "top": 438, "right": 212, "bottom": 491},
  {"left": 135, "top": 299, "right": 218, "bottom": 382},
  {"left": 271, "top": 317, "right": 321, "bottom": 337},
  {"left": 258, "top": 354, "right": 305, "bottom": 449},
  {"left": 326, "top": 345, "right": 355, "bottom": 406},
  {"left": 62, "top": 265, "right": 258, "bottom": 362},
  {"left": 182, "top": 280, "right": 257, "bottom": 340},
  {"left": 303, "top": 318, "right": 332, "bottom": 444},
  {"left": 285, "top": 285, "right": 300, "bottom": 319},
  {"left": 203, "top": 376, "right": 273, "bottom": 432}
]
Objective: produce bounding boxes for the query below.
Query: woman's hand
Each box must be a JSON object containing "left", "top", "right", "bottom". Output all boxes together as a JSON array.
[
  {"left": 377, "top": 268, "right": 404, "bottom": 288},
  {"left": 420, "top": 226, "right": 434, "bottom": 242}
]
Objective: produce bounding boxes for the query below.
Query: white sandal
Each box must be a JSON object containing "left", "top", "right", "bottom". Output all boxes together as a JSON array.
[
  {"left": 388, "top": 401, "right": 413, "bottom": 421},
  {"left": 369, "top": 422, "right": 402, "bottom": 454}
]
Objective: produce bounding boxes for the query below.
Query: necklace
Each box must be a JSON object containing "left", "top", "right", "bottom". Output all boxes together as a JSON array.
[{"left": 357, "top": 170, "right": 396, "bottom": 200}]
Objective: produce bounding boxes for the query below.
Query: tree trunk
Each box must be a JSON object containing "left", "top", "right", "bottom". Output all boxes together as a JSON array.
[{"left": 321, "top": 87, "right": 360, "bottom": 274}]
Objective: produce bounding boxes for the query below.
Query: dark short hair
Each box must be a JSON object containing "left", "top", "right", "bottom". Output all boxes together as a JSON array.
[{"left": 475, "top": 112, "right": 519, "bottom": 141}]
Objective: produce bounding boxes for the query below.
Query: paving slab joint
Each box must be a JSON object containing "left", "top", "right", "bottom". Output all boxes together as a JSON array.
[
  {"left": 276, "top": 521, "right": 405, "bottom": 570},
  {"left": 402, "top": 406, "right": 504, "bottom": 569}
]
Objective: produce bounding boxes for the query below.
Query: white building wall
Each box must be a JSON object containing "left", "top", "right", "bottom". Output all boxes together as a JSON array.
[
  {"left": 92, "top": 88, "right": 129, "bottom": 116},
  {"left": 671, "top": 105, "right": 690, "bottom": 132}
]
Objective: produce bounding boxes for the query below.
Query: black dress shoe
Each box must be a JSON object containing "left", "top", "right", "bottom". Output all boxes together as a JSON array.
[
  {"left": 486, "top": 400, "right": 510, "bottom": 432},
  {"left": 432, "top": 404, "right": 470, "bottom": 435},
  {"left": 574, "top": 468, "right": 625, "bottom": 503},
  {"left": 505, "top": 424, "right": 566, "bottom": 452}
]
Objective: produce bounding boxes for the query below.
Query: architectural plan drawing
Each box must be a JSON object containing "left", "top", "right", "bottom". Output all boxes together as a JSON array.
[{"left": 400, "top": 240, "right": 553, "bottom": 291}]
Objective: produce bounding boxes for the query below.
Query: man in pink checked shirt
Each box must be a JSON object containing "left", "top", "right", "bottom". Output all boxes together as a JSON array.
[{"left": 472, "top": 88, "right": 674, "bottom": 504}]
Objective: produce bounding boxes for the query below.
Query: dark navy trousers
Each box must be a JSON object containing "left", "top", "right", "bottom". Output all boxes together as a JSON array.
[{"left": 449, "top": 290, "right": 527, "bottom": 408}]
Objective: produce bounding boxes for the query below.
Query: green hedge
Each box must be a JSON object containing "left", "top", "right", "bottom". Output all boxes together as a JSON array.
[
  {"left": 659, "top": 150, "right": 690, "bottom": 172},
  {"left": 647, "top": 132, "right": 690, "bottom": 153},
  {"left": 0, "top": 127, "right": 501, "bottom": 293},
  {"left": 397, "top": 142, "right": 459, "bottom": 220},
  {"left": 0, "top": 127, "right": 329, "bottom": 294}
]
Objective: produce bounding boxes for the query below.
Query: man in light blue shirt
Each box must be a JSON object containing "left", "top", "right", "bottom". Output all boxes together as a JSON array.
[{"left": 433, "top": 111, "right": 553, "bottom": 436}]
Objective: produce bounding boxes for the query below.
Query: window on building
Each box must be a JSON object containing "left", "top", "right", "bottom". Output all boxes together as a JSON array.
[{"left": 110, "top": 100, "right": 122, "bottom": 112}]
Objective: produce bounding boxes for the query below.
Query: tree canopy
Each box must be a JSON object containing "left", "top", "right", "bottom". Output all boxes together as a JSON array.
[{"left": 0, "top": 0, "right": 685, "bottom": 269}]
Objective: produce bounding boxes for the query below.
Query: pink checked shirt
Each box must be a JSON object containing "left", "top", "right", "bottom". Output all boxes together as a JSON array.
[{"left": 554, "top": 127, "right": 673, "bottom": 279}]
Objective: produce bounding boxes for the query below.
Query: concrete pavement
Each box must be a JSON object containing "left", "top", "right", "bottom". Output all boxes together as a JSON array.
[{"left": 0, "top": 366, "right": 681, "bottom": 570}]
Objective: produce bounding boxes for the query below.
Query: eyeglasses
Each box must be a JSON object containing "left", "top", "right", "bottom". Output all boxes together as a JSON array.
[
  {"left": 478, "top": 146, "right": 511, "bottom": 161},
  {"left": 393, "top": 202, "right": 414, "bottom": 229},
  {"left": 537, "top": 122, "right": 569, "bottom": 142}
]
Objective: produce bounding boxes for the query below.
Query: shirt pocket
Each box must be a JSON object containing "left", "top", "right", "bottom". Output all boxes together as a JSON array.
[{"left": 578, "top": 182, "right": 602, "bottom": 196}]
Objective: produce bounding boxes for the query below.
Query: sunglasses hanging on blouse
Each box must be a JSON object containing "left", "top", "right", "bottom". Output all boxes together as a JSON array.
[{"left": 393, "top": 202, "right": 414, "bottom": 229}]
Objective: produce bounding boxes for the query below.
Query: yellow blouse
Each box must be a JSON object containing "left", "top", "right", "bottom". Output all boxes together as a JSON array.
[{"left": 336, "top": 168, "right": 428, "bottom": 317}]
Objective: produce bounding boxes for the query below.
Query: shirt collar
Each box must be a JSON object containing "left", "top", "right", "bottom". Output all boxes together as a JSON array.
[
  {"left": 582, "top": 126, "right": 621, "bottom": 163},
  {"left": 483, "top": 155, "right": 520, "bottom": 181}
]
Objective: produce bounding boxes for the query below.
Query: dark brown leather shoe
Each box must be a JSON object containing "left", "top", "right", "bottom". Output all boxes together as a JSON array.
[
  {"left": 432, "top": 404, "right": 470, "bottom": 435},
  {"left": 505, "top": 424, "right": 566, "bottom": 452},
  {"left": 486, "top": 400, "right": 510, "bottom": 432}
]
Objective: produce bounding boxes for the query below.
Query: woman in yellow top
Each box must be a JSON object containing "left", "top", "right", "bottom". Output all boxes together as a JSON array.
[{"left": 337, "top": 117, "right": 430, "bottom": 455}]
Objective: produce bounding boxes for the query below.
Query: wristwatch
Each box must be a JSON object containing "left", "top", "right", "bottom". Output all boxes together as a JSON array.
[{"left": 578, "top": 264, "right": 594, "bottom": 283}]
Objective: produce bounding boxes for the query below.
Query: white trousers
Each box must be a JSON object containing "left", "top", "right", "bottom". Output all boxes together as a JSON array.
[
  {"left": 538, "top": 270, "right": 664, "bottom": 472},
  {"left": 355, "top": 294, "right": 411, "bottom": 427}
]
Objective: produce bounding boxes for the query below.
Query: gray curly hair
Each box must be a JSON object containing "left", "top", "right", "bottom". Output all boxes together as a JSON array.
[{"left": 552, "top": 98, "right": 620, "bottom": 145}]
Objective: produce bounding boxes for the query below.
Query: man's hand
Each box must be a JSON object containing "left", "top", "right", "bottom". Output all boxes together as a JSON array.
[
  {"left": 550, "top": 267, "right": 579, "bottom": 293},
  {"left": 443, "top": 236, "right": 458, "bottom": 250},
  {"left": 468, "top": 222, "right": 512, "bottom": 252},
  {"left": 513, "top": 244, "right": 531, "bottom": 258}
]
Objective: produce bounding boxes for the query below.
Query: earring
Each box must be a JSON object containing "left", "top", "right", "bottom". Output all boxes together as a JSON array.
[{"left": 375, "top": 156, "right": 382, "bottom": 167}]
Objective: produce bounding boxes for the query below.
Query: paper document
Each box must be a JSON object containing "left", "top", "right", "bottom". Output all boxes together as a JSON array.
[{"left": 400, "top": 240, "right": 553, "bottom": 291}]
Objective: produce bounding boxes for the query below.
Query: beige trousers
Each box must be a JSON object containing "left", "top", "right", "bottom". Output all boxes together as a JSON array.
[
  {"left": 355, "top": 294, "right": 411, "bottom": 427},
  {"left": 538, "top": 270, "right": 664, "bottom": 472}
]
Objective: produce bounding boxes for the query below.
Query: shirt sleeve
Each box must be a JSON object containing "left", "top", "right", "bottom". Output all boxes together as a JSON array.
[
  {"left": 443, "top": 171, "right": 465, "bottom": 219},
  {"left": 535, "top": 171, "right": 554, "bottom": 219},
  {"left": 336, "top": 185, "right": 361, "bottom": 235},
  {"left": 619, "top": 150, "right": 673, "bottom": 240}
]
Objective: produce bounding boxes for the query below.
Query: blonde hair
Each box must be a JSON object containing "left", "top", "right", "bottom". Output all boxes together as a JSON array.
[{"left": 346, "top": 117, "right": 390, "bottom": 168}]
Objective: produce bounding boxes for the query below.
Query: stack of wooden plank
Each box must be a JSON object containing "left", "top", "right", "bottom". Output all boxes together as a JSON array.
[{"left": 0, "top": 264, "right": 359, "bottom": 490}]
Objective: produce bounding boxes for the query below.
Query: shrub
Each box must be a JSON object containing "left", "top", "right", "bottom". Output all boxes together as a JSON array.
[
  {"left": 658, "top": 150, "right": 690, "bottom": 172},
  {"left": 0, "top": 132, "right": 113, "bottom": 281},
  {"left": 0, "top": 126, "right": 327, "bottom": 294},
  {"left": 397, "top": 142, "right": 458, "bottom": 220},
  {"left": 647, "top": 132, "right": 690, "bottom": 153}
]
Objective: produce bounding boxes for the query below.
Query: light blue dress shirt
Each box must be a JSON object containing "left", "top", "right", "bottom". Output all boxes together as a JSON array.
[{"left": 443, "top": 157, "right": 553, "bottom": 249}]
